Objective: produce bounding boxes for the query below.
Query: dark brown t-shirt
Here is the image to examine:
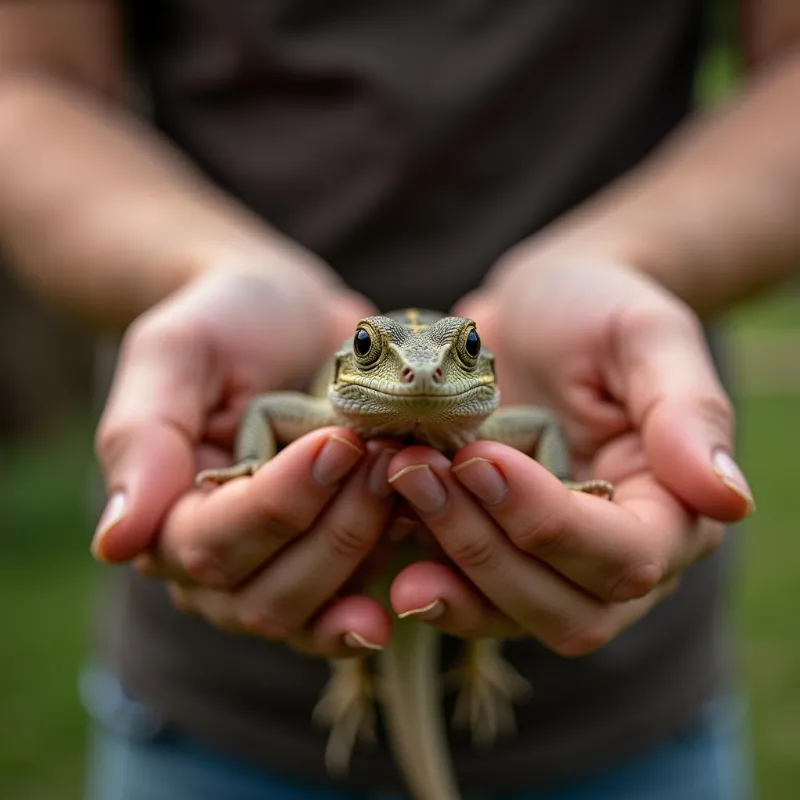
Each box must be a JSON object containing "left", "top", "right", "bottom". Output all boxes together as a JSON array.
[{"left": 108, "top": 0, "right": 733, "bottom": 793}]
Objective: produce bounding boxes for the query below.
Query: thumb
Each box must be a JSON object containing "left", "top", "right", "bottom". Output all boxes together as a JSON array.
[
  {"left": 92, "top": 322, "right": 211, "bottom": 562},
  {"left": 612, "top": 304, "right": 755, "bottom": 522}
]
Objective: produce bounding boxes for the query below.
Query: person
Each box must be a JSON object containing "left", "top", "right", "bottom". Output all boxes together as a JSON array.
[{"left": 2, "top": 2, "right": 797, "bottom": 798}]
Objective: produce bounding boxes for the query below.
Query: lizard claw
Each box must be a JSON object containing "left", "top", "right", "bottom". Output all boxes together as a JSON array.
[
  {"left": 563, "top": 479, "right": 614, "bottom": 501},
  {"left": 194, "top": 460, "right": 259, "bottom": 487}
]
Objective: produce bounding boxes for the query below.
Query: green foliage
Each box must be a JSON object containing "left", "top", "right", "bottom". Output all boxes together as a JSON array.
[
  {"left": 0, "top": 420, "right": 97, "bottom": 800},
  {"left": 734, "top": 392, "right": 800, "bottom": 796}
]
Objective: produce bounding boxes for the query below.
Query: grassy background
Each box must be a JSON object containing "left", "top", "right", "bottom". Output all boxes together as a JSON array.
[{"left": 0, "top": 417, "right": 97, "bottom": 800}]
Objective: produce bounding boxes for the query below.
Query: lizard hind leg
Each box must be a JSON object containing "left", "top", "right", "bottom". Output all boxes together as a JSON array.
[
  {"left": 446, "top": 639, "right": 532, "bottom": 747},
  {"left": 312, "top": 657, "right": 378, "bottom": 777}
]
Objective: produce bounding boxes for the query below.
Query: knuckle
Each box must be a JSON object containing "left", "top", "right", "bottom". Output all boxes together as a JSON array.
[
  {"left": 236, "top": 603, "right": 294, "bottom": 641},
  {"left": 615, "top": 304, "right": 668, "bottom": 341},
  {"left": 624, "top": 297, "right": 701, "bottom": 340},
  {"left": 168, "top": 585, "right": 247, "bottom": 635},
  {"left": 448, "top": 534, "right": 498, "bottom": 571},
  {"left": 254, "top": 497, "right": 309, "bottom": 541},
  {"left": 508, "top": 510, "right": 570, "bottom": 558},
  {"left": 124, "top": 312, "right": 204, "bottom": 360},
  {"left": 694, "top": 393, "right": 734, "bottom": 437},
  {"left": 180, "top": 547, "right": 232, "bottom": 590},
  {"left": 615, "top": 299, "right": 703, "bottom": 361},
  {"left": 325, "top": 518, "right": 374, "bottom": 559},
  {"left": 551, "top": 620, "right": 615, "bottom": 658},
  {"left": 607, "top": 560, "right": 663, "bottom": 602},
  {"left": 94, "top": 418, "right": 136, "bottom": 466},
  {"left": 666, "top": 298, "right": 705, "bottom": 337}
]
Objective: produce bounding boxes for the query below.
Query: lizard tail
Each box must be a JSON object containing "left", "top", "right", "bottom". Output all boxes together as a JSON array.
[{"left": 378, "top": 618, "right": 462, "bottom": 800}]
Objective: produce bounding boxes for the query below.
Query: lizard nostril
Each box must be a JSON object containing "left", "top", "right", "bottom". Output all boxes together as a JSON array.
[
  {"left": 432, "top": 368, "right": 444, "bottom": 384},
  {"left": 401, "top": 367, "right": 415, "bottom": 383}
]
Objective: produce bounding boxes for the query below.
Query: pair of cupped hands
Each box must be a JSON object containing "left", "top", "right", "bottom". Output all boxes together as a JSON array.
[{"left": 92, "top": 247, "right": 754, "bottom": 661}]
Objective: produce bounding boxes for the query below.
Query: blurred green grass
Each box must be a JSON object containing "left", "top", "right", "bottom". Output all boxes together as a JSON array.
[{"left": 0, "top": 417, "right": 97, "bottom": 800}]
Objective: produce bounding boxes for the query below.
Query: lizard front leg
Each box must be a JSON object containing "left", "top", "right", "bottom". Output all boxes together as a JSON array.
[
  {"left": 196, "top": 392, "right": 336, "bottom": 485},
  {"left": 476, "top": 406, "right": 614, "bottom": 499}
]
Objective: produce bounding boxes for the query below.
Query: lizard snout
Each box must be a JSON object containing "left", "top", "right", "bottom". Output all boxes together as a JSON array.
[{"left": 399, "top": 364, "right": 445, "bottom": 390}]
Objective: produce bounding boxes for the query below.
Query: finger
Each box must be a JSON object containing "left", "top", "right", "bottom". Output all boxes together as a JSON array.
[
  {"left": 218, "top": 439, "right": 398, "bottom": 628},
  {"left": 169, "top": 586, "right": 392, "bottom": 659},
  {"left": 451, "top": 442, "right": 716, "bottom": 602},
  {"left": 611, "top": 301, "right": 755, "bottom": 521},
  {"left": 93, "top": 319, "right": 214, "bottom": 562},
  {"left": 151, "top": 427, "right": 366, "bottom": 588},
  {"left": 131, "top": 442, "right": 234, "bottom": 578},
  {"left": 388, "top": 447, "right": 681, "bottom": 653},
  {"left": 294, "top": 595, "right": 394, "bottom": 658},
  {"left": 390, "top": 561, "right": 525, "bottom": 640}
]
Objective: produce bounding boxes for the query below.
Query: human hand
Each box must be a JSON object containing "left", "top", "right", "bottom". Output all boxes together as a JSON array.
[
  {"left": 92, "top": 265, "right": 404, "bottom": 658},
  {"left": 382, "top": 257, "right": 754, "bottom": 653}
]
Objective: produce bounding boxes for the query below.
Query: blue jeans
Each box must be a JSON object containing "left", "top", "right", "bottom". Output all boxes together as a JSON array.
[{"left": 82, "top": 668, "right": 754, "bottom": 800}]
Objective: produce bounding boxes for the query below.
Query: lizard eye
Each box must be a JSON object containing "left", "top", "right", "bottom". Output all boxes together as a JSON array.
[
  {"left": 353, "top": 324, "right": 382, "bottom": 366},
  {"left": 456, "top": 323, "right": 482, "bottom": 369},
  {"left": 354, "top": 327, "right": 371, "bottom": 356},
  {"left": 465, "top": 328, "right": 481, "bottom": 358}
]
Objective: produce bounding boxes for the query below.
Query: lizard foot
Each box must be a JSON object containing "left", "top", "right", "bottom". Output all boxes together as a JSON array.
[
  {"left": 194, "top": 460, "right": 259, "bottom": 487},
  {"left": 446, "top": 639, "right": 532, "bottom": 747},
  {"left": 312, "top": 657, "right": 377, "bottom": 777},
  {"left": 563, "top": 479, "right": 614, "bottom": 501}
]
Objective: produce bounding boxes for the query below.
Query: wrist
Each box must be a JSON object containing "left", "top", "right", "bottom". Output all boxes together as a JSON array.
[{"left": 483, "top": 189, "right": 701, "bottom": 317}]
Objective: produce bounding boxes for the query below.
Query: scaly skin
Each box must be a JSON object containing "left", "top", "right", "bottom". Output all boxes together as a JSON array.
[{"left": 196, "top": 309, "right": 613, "bottom": 800}]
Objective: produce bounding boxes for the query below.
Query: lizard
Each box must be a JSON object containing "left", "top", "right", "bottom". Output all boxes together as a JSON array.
[{"left": 195, "top": 309, "right": 613, "bottom": 800}]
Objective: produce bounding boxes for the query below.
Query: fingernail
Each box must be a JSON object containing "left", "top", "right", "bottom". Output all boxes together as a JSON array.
[
  {"left": 388, "top": 464, "right": 447, "bottom": 514},
  {"left": 368, "top": 447, "right": 399, "bottom": 498},
  {"left": 713, "top": 449, "right": 756, "bottom": 513},
  {"left": 312, "top": 435, "right": 364, "bottom": 485},
  {"left": 343, "top": 632, "right": 383, "bottom": 651},
  {"left": 91, "top": 491, "right": 127, "bottom": 560},
  {"left": 397, "top": 599, "right": 446, "bottom": 622},
  {"left": 452, "top": 457, "right": 508, "bottom": 505}
]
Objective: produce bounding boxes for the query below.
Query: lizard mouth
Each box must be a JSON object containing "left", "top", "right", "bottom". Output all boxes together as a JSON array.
[
  {"left": 329, "top": 384, "right": 499, "bottom": 421},
  {"left": 331, "top": 382, "right": 496, "bottom": 401}
]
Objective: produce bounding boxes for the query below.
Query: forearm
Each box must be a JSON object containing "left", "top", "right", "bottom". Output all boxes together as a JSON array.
[
  {"left": 508, "top": 51, "right": 800, "bottom": 317},
  {"left": 0, "top": 75, "right": 340, "bottom": 328}
]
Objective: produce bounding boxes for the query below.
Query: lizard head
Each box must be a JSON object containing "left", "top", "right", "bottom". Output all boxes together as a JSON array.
[{"left": 328, "top": 310, "right": 500, "bottom": 446}]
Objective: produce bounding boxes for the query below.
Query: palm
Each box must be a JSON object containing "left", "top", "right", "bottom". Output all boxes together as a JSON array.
[
  {"left": 158, "top": 270, "right": 372, "bottom": 454},
  {"left": 455, "top": 266, "right": 635, "bottom": 479},
  {"left": 455, "top": 258, "right": 747, "bottom": 522}
]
